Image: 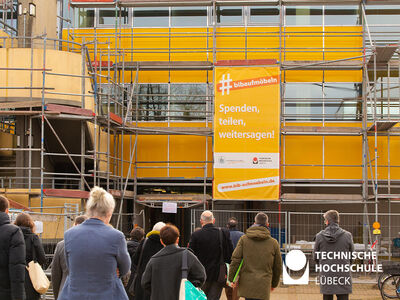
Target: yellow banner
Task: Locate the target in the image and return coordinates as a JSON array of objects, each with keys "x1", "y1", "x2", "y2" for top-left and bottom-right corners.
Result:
[{"x1": 213, "y1": 66, "x2": 280, "y2": 200}]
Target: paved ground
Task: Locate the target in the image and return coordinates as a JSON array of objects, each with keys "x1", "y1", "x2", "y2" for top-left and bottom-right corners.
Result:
[{"x1": 220, "y1": 283, "x2": 382, "y2": 300}]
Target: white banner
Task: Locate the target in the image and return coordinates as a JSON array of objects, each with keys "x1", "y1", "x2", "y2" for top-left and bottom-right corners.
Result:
[{"x1": 214, "y1": 152, "x2": 279, "y2": 169}]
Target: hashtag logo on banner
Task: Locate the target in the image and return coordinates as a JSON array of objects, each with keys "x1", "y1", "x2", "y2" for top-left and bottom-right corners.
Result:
[{"x1": 219, "y1": 74, "x2": 233, "y2": 95}]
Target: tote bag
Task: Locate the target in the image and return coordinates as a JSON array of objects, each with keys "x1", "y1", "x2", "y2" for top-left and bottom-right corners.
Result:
[
  {"x1": 26, "y1": 237, "x2": 50, "y2": 294},
  {"x1": 179, "y1": 250, "x2": 207, "y2": 300}
]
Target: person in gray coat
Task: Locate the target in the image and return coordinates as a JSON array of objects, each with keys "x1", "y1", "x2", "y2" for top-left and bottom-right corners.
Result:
[
  {"x1": 313, "y1": 210, "x2": 354, "y2": 300},
  {"x1": 142, "y1": 224, "x2": 206, "y2": 300},
  {"x1": 51, "y1": 215, "x2": 87, "y2": 299},
  {"x1": 58, "y1": 187, "x2": 131, "y2": 300}
]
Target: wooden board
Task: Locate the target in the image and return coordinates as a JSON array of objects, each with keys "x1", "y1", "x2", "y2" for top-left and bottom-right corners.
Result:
[{"x1": 45, "y1": 103, "x2": 95, "y2": 117}]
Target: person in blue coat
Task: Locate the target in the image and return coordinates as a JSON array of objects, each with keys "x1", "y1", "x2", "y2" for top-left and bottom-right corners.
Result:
[{"x1": 58, "y1": 186, "x2": 131, "y2": 300}]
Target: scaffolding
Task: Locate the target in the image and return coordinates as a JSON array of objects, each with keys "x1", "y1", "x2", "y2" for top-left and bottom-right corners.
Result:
[{"x1": 1, "y1": 0, "x2": 400, "y2": 248}]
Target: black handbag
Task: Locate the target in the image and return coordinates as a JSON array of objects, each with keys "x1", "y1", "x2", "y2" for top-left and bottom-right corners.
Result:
[
  {"x1": 217, "y1": 228, "x2": 227, "y2": 284},
  {"x1": 128, "y1": 238, "x2": 148, "y2": 296}
]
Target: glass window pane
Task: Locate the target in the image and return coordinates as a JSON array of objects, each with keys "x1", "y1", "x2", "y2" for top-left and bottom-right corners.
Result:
[
  {"x1": 366, "y1": 5, "x2": 400, "y2": 25},
  {"x1": 170, "y1": 84, "x2": 207, "y2": 120},
  {"x1": 324, "y1": 6, "x2": 360, "y2": 26},
  {"x1": 133, "y1": 8, "x2": 169, "y2": 27},
  {"x1": 249, "y1": 6, "x2": 280, "y2": 24},
  {"x1": 171, "y1": 7, "x2": 207, "y2": 27},
  {"x1": 75, "y1": 8, "x2": 95, "y2": 28},
  {"x1": 285, "y1": 6, "x2": 323, "y2": 26},
  {"x1": 99, "y1": 8, "x2": 128, "y2": 25},
  {"x1": 217, "y1": 6, "x2": 243, "y2": 24},
  {"x1": 137, "y1": 84, "x2": 168, "y2": 121},
  {"x1": 284, "y1": 83, "x2": 323, "y2": 120},
  {"x1": 324, "y1": 83, "x2": 362, "y2": 120}
]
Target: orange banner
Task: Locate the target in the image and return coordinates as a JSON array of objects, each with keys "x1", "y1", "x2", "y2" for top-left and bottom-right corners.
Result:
[{"x1": 213, "y1": 66, "x2": 281, "y2": 200}]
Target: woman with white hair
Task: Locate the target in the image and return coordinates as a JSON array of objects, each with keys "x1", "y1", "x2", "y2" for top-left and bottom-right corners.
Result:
[
  {"x1": 58, "y1": 187, "x2": 131, "y2": 300},
  {"x1": 130, "y1": 221, "x2": 166, "y2": 300}
]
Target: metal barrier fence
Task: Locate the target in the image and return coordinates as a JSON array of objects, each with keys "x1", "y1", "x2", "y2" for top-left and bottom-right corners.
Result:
[{"x1": 191, "y1": 209, "x2": 400, "y2": 283}]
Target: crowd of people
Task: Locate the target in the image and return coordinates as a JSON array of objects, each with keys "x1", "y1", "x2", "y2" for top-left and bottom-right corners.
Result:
[{"x1": 0, "y1": 187, "x2": 354, "y2": 300}]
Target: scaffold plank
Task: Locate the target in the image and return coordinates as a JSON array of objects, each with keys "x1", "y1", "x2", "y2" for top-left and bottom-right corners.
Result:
[
  {"x1": 0, "y1": 111, "x2": 59, "y2": 116},
  {"x1": 119, "y1": 0, "x2": 212, "y2": 6},
  {"x1": 281, "y1": 193, "x2": 363, "y2": 201},
  {"x1": 282, "y1": 60, "x2": 363, "y2": 70},
  {"x1": 368, "y1": 45, "x2": 398, "y2": 65},
  {"x1": 123, "y1": 126, "x2": 213, "y2": 136},
  {"x1": 282, "y1": 126, "x2": 363, "y2": 135},
  {"x1": 45, "y1": 104, "x2": 95, "y2": 117},
  {"x1": 109, "y1": 189, "x2": 135, "y2": 199},
  {"x1": 368, "y1": 122, "x2": 398, "y2": 132},
  {"x1": 137, "y1": 194, "x2": 210, "y2": 202},
  {"x1": 109, "y1": 112, "x2": 123, "y2": 125},
  {"x1": 0, "y1": 101, "x2": 42, "y2": 109},
  {"x1": 115, "y1": 61, "x2": 213, "y2": 71},
  {"x1": 215, "y1": 59, "x2": 278, "y2": 66},
  {"x1": 8, "y1": 199, "x2": 31, "y2": 211},
  {"x1": 43, "y1": 189, "x2": 90, "y2": 199}
]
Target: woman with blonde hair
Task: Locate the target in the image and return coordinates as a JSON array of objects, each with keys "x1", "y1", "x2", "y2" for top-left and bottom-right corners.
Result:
[
  {"x1": 15, "y1": 212, "x2": 46, "y2": 300},
  {"x1": 58, "y1": 186, "x2": 131, "y2": 300}
]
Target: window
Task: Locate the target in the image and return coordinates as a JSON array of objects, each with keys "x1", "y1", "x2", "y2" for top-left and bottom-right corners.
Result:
[
  {"x1": 75, "y1": 8, "x2": 95, "y2": 28},
  {"x1": 99, "y1": 8, "x2": 128, "y2": 26},
  {"x1": 284, "y1": 83, "x2": 323, "y2": 121},
  {"x1": 170, "y1": 84, "x2": 208, "y2": 120},
  {"x1": 324, "y1": 6, "x2": 360, "y2": 26},
  {"x1": 285, "y1": 6, "x2": 323, "y2": 26},
  {"x1": 137, "y1": 84, "x2": 168, "y2": 121},
  {"x1": 324, "y1": 83, "x2": 362, "y2": 120},
  {"x1": 216, "y1": 6, "x2": 243, "y2": 24},
  {"x1": 366, "y1": 5, "x2": 400, "y2": 25},
  {"x1": 249, "y1": 6, "x2": 280, "y2": 24},
  {"x1": 133, "y1": 8, "x2": 169, "y2": 27},
  {"x1": 171, "y1": 7, "x2": 207, "y2": 27}
]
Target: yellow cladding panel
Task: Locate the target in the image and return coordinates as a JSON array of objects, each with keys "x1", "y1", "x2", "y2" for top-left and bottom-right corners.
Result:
[
  {"x1": 283, "y1": 123, "x2": 323, "y2": 179},
  {"x1": 324, "y1": 123, "x2": 363, "y2": 179},
  {"x1": 246, "y1": 27, "x2": 280, "y2": 60},
  {"x1": 283, "y1": 27, "x2": 323, "y2": 61},
  {"x1": 285, "y1": 70, "x2": 323, "y2": 82},
  {"x1": 216, "y1": 27, "x2": 246, "y2": 61},
  {"x1": 169, "y1": 123, "x2": 212, "y2": 178},
  {"x1": 324, "y1": 26, "x2": 363, "y2": 60},
  {"x1": 170, "y1": 28, "x2": 209, "y2": 62}
]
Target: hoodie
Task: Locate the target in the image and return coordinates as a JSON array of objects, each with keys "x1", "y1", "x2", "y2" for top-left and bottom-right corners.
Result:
[{"x1": 313, "y1": 222, "x2": 354, "y2": 295}]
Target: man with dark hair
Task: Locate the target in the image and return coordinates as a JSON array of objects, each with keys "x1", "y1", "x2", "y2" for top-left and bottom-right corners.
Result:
[
  {"x1": 314, "y1": 210, "x2": 354, "y2": 300},
  {"x1": 227, "y1": 217, "x2": 244, "y2": 249},
  {"x1": 225, "y1": 218, "x2": 244, "y2": 300},
  {"x1": 189, "y1": 210, "x2": 233, "y2": 300},
  {"x1": 142, "y1": 224, "x2": 206, "y2": 300},
  {"x1": 51, "y1": 215, "x2": 88, "y2": 299},
  {"x1": 0, "y1": 195, "x2": 26, "y2": 300},
  {"x1": 229, "y1": 212, "x2": 282, "y2": 300}
]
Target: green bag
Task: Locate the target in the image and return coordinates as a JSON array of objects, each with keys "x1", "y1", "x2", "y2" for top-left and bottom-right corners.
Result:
[{"x1": 179, "y1": 250, "x2": 207, "y2": 300}]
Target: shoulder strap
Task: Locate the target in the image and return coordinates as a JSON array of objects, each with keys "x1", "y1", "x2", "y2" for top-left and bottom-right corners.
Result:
[
  {"x1": 30, "y1": 235, "x2": 37, "y2": 262},
  {"x1": 182, "y1": 250, "x2": 188, "y2": 279},
  {"x1": 136, "y1": 238, "x2": 148, "y2": 270},
  {"x1": 218, "y1": 228, "x2": 224, "y2": 264}
]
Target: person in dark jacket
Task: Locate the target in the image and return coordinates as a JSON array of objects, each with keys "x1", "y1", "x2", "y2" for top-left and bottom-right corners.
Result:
[
  {"x1": 125, "y1": 227, "x2": 144, "y2": 300},
  {"x1": 15, "y1": 212, "x2": 46, "y2": 300},
  {"x1": 132, "y1": 222, "x2": 165, "y2": 300},
  {"x1": 0, "y1": 195, "x2": 26, "y2": 300},
  {"x1": 50, "y1": 215, "x2": 87, "y2": 300},
  {"x1": 225, "y1": 217, "x2": 244, "y2": 300},
  {"x1": 189, "y1": 210, "x2": 233, "y2": 300},
  {"x1": 229, "y1": 212, "x2": 282, "y2": 300},
  {"x1": 142, "y1": 224, "x2": 206, "y2": 300},
  {"x1": 127, "y1": 227, "x2": 145, "y2": 258},
  {"x1": 313, "y1": 210, "x2": 354, "y2": 300},
  {"x1": 227, "y1": 217, "x2": 244, "y2": 249}
]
